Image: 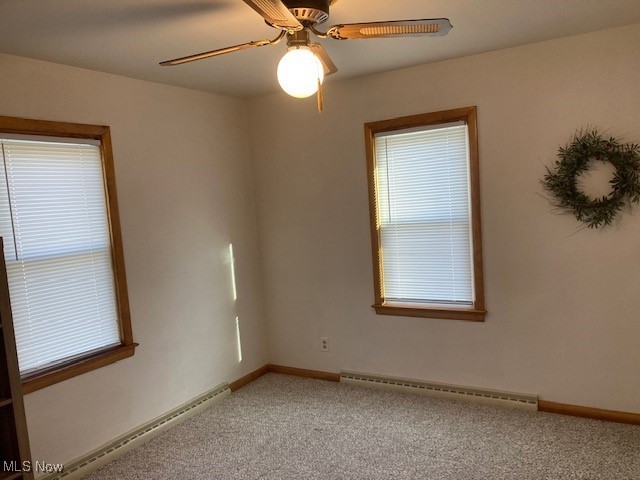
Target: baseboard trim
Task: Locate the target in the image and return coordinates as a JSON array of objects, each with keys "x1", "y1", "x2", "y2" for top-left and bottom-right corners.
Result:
[
  {"x1": 229, "y1": 364, "x2": 340, "y2": 387},
  {"x1": 42, "y1": 383, "x2": 231, "y2": 480},
  {"x1": 229, "y1": 365, "x2": 270, "y2": 391},
  {"x1": 268, "y1": 364, "x2": 341, "y2": 382},
  {"x1": 538, "y1": 400, "x2": 640, "y2": 425}
]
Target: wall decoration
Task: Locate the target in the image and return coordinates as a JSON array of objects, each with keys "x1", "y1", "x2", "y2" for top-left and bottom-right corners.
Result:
[{"x1": 542, "y1": 129, "x2": 640, "y2": 228}]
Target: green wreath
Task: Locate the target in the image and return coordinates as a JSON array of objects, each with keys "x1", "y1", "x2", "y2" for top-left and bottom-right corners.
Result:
[{"x1": 542, "y1": 129, "x2": 640, "y2": 228}]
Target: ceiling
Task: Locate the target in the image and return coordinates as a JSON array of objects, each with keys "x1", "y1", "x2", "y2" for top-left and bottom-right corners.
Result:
[{"x1": 1, "y1": 0, "x2": 640, "y2": 98}]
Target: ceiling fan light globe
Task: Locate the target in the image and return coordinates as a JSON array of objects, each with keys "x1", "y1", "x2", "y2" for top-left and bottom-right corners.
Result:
[{"x1": 277, "y1": 47, "x2": 325, "y2": 98}]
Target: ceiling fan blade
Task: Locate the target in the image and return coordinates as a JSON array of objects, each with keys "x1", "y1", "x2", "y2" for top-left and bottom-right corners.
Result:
[
  {"x1": 241, "y1": 0, "x2": 302, "y2": 29},
  {"x1": 310, "y1": 43, "x2": 338, "y2": 76},
  {"x1": 327, "y1": 18, "x2": 452, "y2": 40},
  {"x1": 160, "y1": 41, "x2": 263, "y2": 66},
  {"x1": 160, "y1": 31, "x2": 285, "y2": 66}
]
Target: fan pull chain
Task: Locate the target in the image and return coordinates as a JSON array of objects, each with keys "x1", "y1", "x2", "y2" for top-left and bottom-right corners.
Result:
[{"x1": 317, "y1": 79, "x2": 323, "y2": 113}]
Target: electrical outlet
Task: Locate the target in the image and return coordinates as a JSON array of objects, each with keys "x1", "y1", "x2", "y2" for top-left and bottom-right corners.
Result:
[{"x1": 320, "y1": 337, "x2": 329, "y2": 352}]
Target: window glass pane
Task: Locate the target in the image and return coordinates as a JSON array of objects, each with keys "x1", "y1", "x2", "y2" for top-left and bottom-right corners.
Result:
[
  {"x1": 0, "y1": 139, "x2": 121, "y2": 374},
  {"x1": 374, "y1": 124, "x2": 474, "y2": 305}
]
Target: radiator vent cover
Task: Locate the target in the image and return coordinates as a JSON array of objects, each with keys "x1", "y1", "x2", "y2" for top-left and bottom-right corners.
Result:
[{"x1": 340, "y1": 371, "x2": 538, "y2": 411}]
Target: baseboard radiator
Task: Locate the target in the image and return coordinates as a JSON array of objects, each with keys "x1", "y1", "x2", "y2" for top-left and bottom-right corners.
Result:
[
  {"x1": 43, "y1": 383, "x2": 231, "y2": 480},
  {"x1": 341, "y1": 371, "x2": 538, "y2": 411}
]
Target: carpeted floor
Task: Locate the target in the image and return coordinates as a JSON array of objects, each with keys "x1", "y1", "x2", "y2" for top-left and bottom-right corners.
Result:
[{"x1": 85, "y1": 373, "x2": 640, "y2": 479}]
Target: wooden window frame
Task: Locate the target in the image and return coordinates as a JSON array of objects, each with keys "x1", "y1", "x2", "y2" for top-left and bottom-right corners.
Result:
[
  {"x1": 364, "y1": 106, "x2": 486, "y2": 322},
  {"x1": 0, "y1": 115, "x2": 136, "y2": 393}
]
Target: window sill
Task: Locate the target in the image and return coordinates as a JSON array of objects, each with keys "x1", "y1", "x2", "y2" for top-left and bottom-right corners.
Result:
[
  {"x1": 373, "y1": 304, "x2": 486, "y2": 322},
  {"x1": 21, "y1": 343, "x2": 138, "y2": 394}
]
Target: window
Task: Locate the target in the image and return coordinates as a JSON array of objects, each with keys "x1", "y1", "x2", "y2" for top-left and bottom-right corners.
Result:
[
  {"x1": 0, "y1": 116, "x2": 135, "y2": 393},
  {"x1": 364, "y1": 107, "x2": 485, "y2": 321}
]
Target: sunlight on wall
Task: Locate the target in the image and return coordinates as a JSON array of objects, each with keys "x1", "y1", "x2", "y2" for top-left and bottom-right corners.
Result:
[
  {"x1": 235, "y1": 316, "x2": 243, "y2": 363},
  {"x1": 229, "y1": 243, "x2": 242, "y2": 363},
  {"x1": 229, "y1": 243, "x2": 237, "y2": 301}
]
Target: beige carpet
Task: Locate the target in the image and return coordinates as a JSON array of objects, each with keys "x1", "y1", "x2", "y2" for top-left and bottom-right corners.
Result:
[{"x1": 85, "y1": 373, "x2": 640, "y2": 479}]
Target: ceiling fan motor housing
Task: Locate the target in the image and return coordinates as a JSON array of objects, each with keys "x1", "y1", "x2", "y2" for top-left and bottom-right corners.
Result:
[{"x1": 282, "y1": 0, "x2": 332, "y2": 25}]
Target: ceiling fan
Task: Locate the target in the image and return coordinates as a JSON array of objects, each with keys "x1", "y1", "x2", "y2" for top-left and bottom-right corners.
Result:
[{"x1": 160, "y1": 0, "x2": 452, "y2": 109}]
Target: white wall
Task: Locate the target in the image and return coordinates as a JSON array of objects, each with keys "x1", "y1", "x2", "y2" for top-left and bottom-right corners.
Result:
[
  {"x1": 0, "y1": 54, "x2": 268, "y2": 465},
  {"x1": 248, "y1": 24, "x2": 640, "y2": 414}
]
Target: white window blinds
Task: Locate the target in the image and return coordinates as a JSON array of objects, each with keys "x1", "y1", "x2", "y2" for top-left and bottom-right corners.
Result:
[
  {"x1": 374, "y1": 122, "x2": 474, "y2": 306},
  {"x1": 0, "y1": 137, "x2": 121, "y2": 375}
]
